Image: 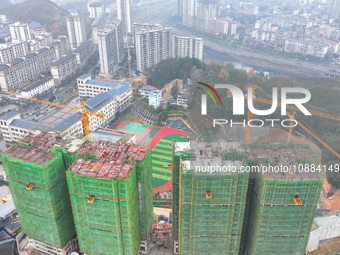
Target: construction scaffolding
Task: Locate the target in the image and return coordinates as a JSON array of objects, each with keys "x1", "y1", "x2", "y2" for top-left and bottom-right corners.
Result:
[
  {"x1": 66, "y1": 141, "x2": 153, "y2": 255},
  {"x1": 245, "y1": 144, "x2": 324, "y2": 255},
  {"x1": 1, "y1": 133, "x2": 78, "y2": 248},
  {"x1": 173, "y1": 140, "x2": 248, "y2": 255}
]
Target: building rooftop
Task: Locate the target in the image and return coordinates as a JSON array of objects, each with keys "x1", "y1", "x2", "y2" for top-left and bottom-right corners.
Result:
[
  {"x1": 0, "y1": 200, "x2": 15, "y2": 221},
  {"x1": 85, "y1": 79, "x2": 131, "y2": 90},
  {"x1": 91, "y1": 128, "x2": 135, "y2": 144},
  {"x1": 0, "y1": 64, "x2": 9, "y2": 71},
  {"x1": 85, "y1": 92, "x2": 114, "y2": 113},
  {"x1": 69, "y1": 142, "x2": 148, "y2": 179},
  {"x1": 19, "y1": 77, "x2": 53, "y2": 92},
  {"x1": 3, "y1": 133, "x2": 85, "y2": 166},
  {"x1": 73, "y1": 40, "x2": 90, "y2": 53},
  {"x1": 51, "y1": 53, "x2": 75, "y2": 66},
  {"x1": 10, "y1": 119, "x2": 53, "y2": 132},
  {"x1": 89, "y1": 1, "x2": 103, "y2": 7},
  {"x1": 38, "y1": 47, "x2": 48, "y2": 54},
  {"x1": 287, "y1": 38, "x2": 328, "y2": 47},
  {"x1": 0, "y1": 112, "x2": 19, "y2": 121},
  {"x1": 11, "y1": 58, "x2": 24, "y2": 66},
  {"x1": 54, "y1": 112, "x2": 82, "y2": 132},
  {"x1": 247, "y1": 145, "x2": 320, "y2": 180},
  {"x1": 140, "y1": 85, "x2": 158, "y2": 91}
]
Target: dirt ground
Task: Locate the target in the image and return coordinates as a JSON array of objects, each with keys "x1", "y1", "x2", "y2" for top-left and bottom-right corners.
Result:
[
  {"x1": 310, "y1": 236, "x2": 340, "y2": 255},
  {"x1": 161, "y1": 79, "x2": 182, "y2": 100},
  {"x1": 319, "y1": 190, "x2": 340, "y2": 211}
]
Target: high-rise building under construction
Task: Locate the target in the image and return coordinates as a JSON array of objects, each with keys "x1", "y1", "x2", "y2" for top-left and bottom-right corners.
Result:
[
  {"x1": 67, "y1": 141, "x2": 153, "y2": 255},
  {"x1": 172, "y1": 138, "x2": 323, "y2": 255},
  {"x1": 1, "y1": 132, "x2": 154, "y2": 255},
  {"x1": 172, "y1": 139, "x2": 248, "y2": 255},
  {"x1": 1, "y1": 133, "x2": 78, "y2": 254}
]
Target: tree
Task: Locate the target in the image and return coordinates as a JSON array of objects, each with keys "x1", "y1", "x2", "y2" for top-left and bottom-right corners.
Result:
[
  {"x1": 218, "y1": 65, "x2": 230, "y2": 79},
  {"x1": 171, "y1": 84, "x2": 179, "y2": 98},
  {"x1": 247, "y1": 69, "x2": 256, "y2": 79},
  {"x1": 49, "y1": 96, "x2": 56, "y2": 102}
]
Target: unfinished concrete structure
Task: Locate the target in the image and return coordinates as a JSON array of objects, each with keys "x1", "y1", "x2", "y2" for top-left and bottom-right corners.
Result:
[
  {"x1": 172, "y1": 137, "x2": 323, "y2": 255},
  {"x1": 1, "y1": 132, "x2": 154, "y2": 255}
]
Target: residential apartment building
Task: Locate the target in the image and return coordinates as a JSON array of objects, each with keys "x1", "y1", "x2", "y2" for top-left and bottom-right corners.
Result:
[
  {"x1": 328, "y1": 0, "x2": 340, "y2": 20},
  {"x1": 116, "y1": 0, "x2": 132, "y2": 37},
  {"x1": 67, "y1": 12, "x2": 87, "y2": 50},
  {"x1": 51, "y1": 36, "x2": 72, "y2": 60},
  {"x1": 171, "y1": 35, "x2": 203, "y2": 61},
  {"x1": 196, "y1": 1, "x2": 216, "y2": 20},
  {"x1": 135, "y1": 26, "x2": 172, "y2": 71},
  {"x1": 0, "y1": 41, "x2": 29, "y2": 64},
  {"x1": 88, "y1": 0, "x2": 104, "y2": 19},
  {"x1": 77, "y1": 74, "x2": 132, "y2": 113},
  {"x1": 97, "y1": 20, "x2": 124, "y2": 76},
  {"x1": 28, "y1": 33, "x2": 53, "y2": 52},
  {"x1": 0, "y1": 80, "x2": 126, "y2": 146},
  {"x1": 0, "y1": 47, "x2": 56, "y2": 91},
  {"x1": 17, "y1": 77, "x2": 54, "y2": 97},
  {"x1": 284, "y1": 38, "x2": 328, "y2": 58},
  {"x1": 138, "y1": 85, "x2": 158, "y2": 98},
  {"x1": 73, "y1": 40, "x2": 94, "y2": 65},
  {"x1": 180, "y1": 0, "x2": 198, "y2": 26},
  {"x1": 50, "y1": 53, "x2": 78, "y2": 84},
  {"x1": 9, "y1": 22, "x2": 31, "y2": 42},
  {"x1": 148, "y1": 89, "x2": 162, "y2": 108},
  {"x1": 0, "y1": 112, "x2": 83, "y2": 148}
]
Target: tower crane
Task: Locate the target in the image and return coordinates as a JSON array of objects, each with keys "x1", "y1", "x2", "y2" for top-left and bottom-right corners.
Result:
[
  {"x1": 5, "y1": 92, "x2": 105, "y2": 141},
  {"x1": 226, "y1": 86, "x2": 340, "y2": 160}
]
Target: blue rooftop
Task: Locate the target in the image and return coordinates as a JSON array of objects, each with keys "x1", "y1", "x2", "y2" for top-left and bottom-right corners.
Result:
[
  {"x1": 85, "y1": 92, "x2": 114, "y2": 113},
  {"x1": 85, "y1": 80, "x2": 131, "y2": 90},
  {"x1": 10, "y1": 119, "x2": 53, "y2": 131},
  {"x1": 54, "y1": 112, "x2": 82, "y2": 132},
  {"x1": 107, "y1": 83, "x2": 131, "y2": 96},
  {"x1": 0, "y1": 112, "x2": 19, "y2": 121}
]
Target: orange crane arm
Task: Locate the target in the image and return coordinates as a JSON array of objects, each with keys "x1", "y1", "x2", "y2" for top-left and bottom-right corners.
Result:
[
  {"x1": 6, "y1": 91, "x2": 82, "y2": 113},
  {"x1": 254, "y1": 97, "x2": 340, "y2": 122},
  {"x1": 291, "y1": 114, "x2": 340, "y2": 160},
  {"x1": 6, "y1": 91, "x2": 105, "y2": 141},
  {"x1": 6, "y1": 91, "x2": 105, "y2": 118}
]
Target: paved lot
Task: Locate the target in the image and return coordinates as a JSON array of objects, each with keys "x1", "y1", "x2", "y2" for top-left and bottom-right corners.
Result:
[
  {"x1": 38, "y1": 97, "x2": 81, "y2": 126},
  {"x1": 165, "y1": 118, "x2": 194, "y2": 134}
]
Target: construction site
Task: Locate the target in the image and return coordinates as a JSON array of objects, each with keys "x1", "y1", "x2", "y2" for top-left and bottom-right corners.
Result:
[
  {"x1": 172, "y1": 138, "x2": 324, "y2": 255},
  {"x1": 1, "y1": 132, "x2": 154, "y2": 255}
]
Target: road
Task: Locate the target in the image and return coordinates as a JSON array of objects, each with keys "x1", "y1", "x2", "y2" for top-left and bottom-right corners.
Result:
[{"x1": 168, "y1": 25, "x2": 332, "y2": 77}]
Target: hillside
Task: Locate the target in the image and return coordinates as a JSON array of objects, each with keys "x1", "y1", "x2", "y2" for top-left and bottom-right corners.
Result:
[{"x1": 0, "y1": 0, "x2": 69, "y2": 37}]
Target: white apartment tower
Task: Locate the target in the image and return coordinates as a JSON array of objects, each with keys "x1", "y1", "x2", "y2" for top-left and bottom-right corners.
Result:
[
  {"x1": 67, "y1": 12, "x2": 86, "y2": 49},
  {"x1": 116, "y1": 0, "x2": 132, "y2": 37},
  {"x1": 135, "y1": 27, "x2": 172, "y2": 71},
  {"x1": 181, "y1": 0, "x2": 198, "y2": 26},
  {"x1": 328, "y1": 0, "x2": 340, "y2": 20},
  {"x1": 171, "y1": 36, "x2": 203, "y2": 61},
  {"x1": 98, "y1": 20, "x2": 124, "y2": 75},
  {"x1": 88, "y1": 0, "x2": 104, "y2": 19},
  {"x1": 9, "y1": 22, "x2": 31, "y2": 42}
]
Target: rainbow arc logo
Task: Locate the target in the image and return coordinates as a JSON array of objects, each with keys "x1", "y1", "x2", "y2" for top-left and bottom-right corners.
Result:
[{"x1": 197, "y1": 82, "x2": 223, "y2": 106}]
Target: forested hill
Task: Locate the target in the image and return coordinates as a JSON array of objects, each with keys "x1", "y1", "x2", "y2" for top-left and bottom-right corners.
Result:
[{"x1": 0, "y1": 0, "x2": 69, "y2": 37}]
